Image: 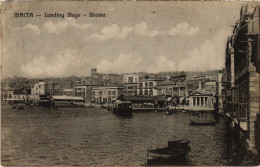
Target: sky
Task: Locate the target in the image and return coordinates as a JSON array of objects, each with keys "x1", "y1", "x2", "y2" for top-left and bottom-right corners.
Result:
[{"x1": 1, "y1": 1, "x2": 246, "y2": 78}]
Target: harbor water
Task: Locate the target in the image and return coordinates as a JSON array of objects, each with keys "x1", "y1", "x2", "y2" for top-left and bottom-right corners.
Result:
[{"x1": 1, "y1": 105, "x2": 248, "y2": 166}]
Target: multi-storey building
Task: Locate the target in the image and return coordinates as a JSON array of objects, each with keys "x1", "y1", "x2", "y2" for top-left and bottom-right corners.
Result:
[
  {"x1": 92, "y1": 87, "x2": 123, "y2": 103},
  {"x1": 31, "y1": 81, "x2": 46, "y2": 96},
  {"x1": 223, "y1": 4, "x2": 260, "y2": 157},
  {"x1": 123, "y1": 74, "x2": 143, "y2": 96},
  {"x1": 137, "y1": 79, "x2": 162, "y2": 96}
]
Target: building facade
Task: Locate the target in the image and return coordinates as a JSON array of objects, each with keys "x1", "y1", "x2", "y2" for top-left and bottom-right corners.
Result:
[
  {"x1": 31, "y1": 82, "x2": 46, "y2": 96},
  {"x1": 137, "y1": 79, "x2": 162, "y2": 96},
  {"x1": 189, "y1": 90, "x2": 215, "y2": 110},
  {"x1": 92, "y1": 87, "x2": 123, "y2": 103},
  {"x1": 223, "y1": 4, "x2": 260, "y2": 156},
  {"x1": 123, "y1": 74, "x2": 142, "y2": 96}
]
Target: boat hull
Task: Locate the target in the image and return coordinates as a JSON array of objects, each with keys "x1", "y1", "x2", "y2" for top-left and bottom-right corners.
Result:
[
  {"x1": 168, "y1": 140, "x2": 190, "y2": 149},
  {"x1": 147, "y1": 146, "x2": 191, "y2": 160}
]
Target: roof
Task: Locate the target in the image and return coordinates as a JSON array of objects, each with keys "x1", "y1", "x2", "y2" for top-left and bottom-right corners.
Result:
[
  {"x1": 92, "y1": 86, "x2": 123, "y2": 90},
  {"x1": 114, "y1": 100, "x2": 132, "y2": 104},
  {"x1": 63, "y1": 89, "x2": 74, "y2": 92},
  {"x1": 124, "y1": 95, "x2": 165, "y2": 101},
  {"x1": 51, "y1": 95, "x2": 84, "y2": 101},
  {"x1": 189, "y1": 90, "x2": 213, "y2": 96}
]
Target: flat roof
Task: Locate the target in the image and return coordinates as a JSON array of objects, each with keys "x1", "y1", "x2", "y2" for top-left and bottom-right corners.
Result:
[
  {"x1": 125, "y1": 95, "x2": 165, "y2": 101},
  {"x1": 51, "y1": 96, "x2": 84, "y2": 101},
  {"x1": 92, "y1": 87, "x2": 123, "y2": 90}
]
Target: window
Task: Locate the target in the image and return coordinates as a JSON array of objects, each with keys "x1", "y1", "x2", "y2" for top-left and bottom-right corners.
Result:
[
  {"x1": 145, "y1": 82, "x2": 148, "y2": 87},
  {"x1": 128, "y1": 77, "x2": 133, "y2": 83},
  {"x1": 149, "y1": 89, "x2": 153, "y2": 95},
  {"x1": 112, "y1": 90, "x2": 116, "y2": 95},
  {"x1": 139, "y1": 90, "x2": 143, "y2": 95},
  {"x1": 149, "y1": 82, "x2": 153, "y2": 87},
  {"x1": 144, "y1": 90, "x2": 148, "y2": 95},
  {"x1": 139, "y1": 83, "x2": 143, "y2": 88},
  {"x1": 98, "y1": 91, "x2": 102, "y2": 96},
  {"x1": 108, "y1": 91, "x2": 111, "y2": 95}
]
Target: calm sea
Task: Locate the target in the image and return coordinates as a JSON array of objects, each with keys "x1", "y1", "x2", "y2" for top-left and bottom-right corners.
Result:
[{"x1": 1, "y1": 105, "x2": 245, "y2": 166}]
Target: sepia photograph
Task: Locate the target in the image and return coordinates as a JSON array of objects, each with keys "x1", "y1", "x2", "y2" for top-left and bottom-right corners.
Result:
[{"x1": 1, "y1": 1, "x2": 260, "y2": 166}]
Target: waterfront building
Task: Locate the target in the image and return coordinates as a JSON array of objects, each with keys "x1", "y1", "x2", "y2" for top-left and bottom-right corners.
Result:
[
  {"x1": 31, "y1": 81, "x2": 46, "y2": 96},
  {"x1": 149, "y1": 73, "x2": 188, "y2": 105},
  {"x1": 188, "y1": 90, "x2": 215, "y2": 110},
  {"x1": 61, "y1": 89, "x2": 75, "y2": 96},
  {"x1": 74, "y1": 68, "x2": 106, "y2": 103},
  {"x1": 123, "y1": 73, "x2": 144, "y2": 96},
  {"x1": 223, "y1": 4, "x2": 260, "y2": 157},
  {"x1": 92, "y1": 86, "x2": 123, "y2": 103},
  {"x1": 137, "y1": 78, "x2": 162, "y2": 96},
  {"x1": 50, "y1": 95, "x2": 85, "y2": 107},
  {"x1": 124, "y1": 95, "x2": 166, "y2": 109}
]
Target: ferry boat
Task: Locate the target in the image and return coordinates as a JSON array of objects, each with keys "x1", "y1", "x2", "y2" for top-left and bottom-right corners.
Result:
[{"x1": 112, "y1": 100, "x2": 132, "y2": 116}]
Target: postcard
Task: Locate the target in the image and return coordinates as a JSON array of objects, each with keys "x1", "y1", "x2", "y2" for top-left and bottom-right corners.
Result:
[{"x1": 1, "y1": 1, "x2": 260, "y2": 166}]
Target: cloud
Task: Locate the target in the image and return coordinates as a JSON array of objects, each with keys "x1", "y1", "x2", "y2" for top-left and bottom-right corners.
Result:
[
  {"x1": 134, "y1": 22, "x2": 162, "y2": 37},
  {"x1": 20, "y1": 49, "x2": 82, "y2": 78},
  {"x1": 89, "y1": 21, "x2": 199, "y2": 41},
  {"x1": 44, "y1": 18, "x2": 94, "y2": 34},
  {"x1": 97, "y1": 54, "x2": 142, "y2": 73},
  {"x1": 44, "y1": 20, "x2": 68, "y2": 33},
  {"x1": 97, "y1": 54, "x2": 177, "y2": 73},
  {"x1": 168, "y1": 22, "x2": 200, "y2": 37},
  {"x1": 176, "y1": 26, "x2": 232, "y2": 71},
  {"x1": 89, "y1": 24, "x2": 121, "y2": 41},
  {"x1": 89, "y1": 22, "x2": 162, "y2": 41},
  {"x1": 23, "y1": 24, "x2": 41, "y2": 35},
  {"x1": 96, "y1": 27, "x2": 231, "y2": 73}
]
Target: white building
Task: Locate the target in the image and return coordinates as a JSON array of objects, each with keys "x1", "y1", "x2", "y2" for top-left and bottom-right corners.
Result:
[
  {"x1": 31, "y1": 82, "x2": 46, "y2": 95},
  {"x1": 92, "y1": 87, "x2": 123, "y2": 103},
  {"x1": 123, "y1": 74, "x2": 142, "y2": 96},
  {"x1": 137, "y1": 79, "x2": 162, "y2": 96}
]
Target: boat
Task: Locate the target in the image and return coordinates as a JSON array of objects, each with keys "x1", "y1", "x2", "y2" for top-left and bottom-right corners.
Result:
[
  {"x1": 18, "y1": 105, "x2": 24, "y2": 109},
  {"x1": 112, "y1": 100, "x2": 132, "y2": 116},
  {"x1": 94, "y1": 104, "x2": 102, "y2": 108},
  {"x1": 166, "y1": 110, "x2": 174, "y2": 115},
  {"x1": 147, "y1": 146, "x2": 191, "y2": 160},
  {"x1": 12, "y1": 106, "x2": 17, "y2": 109},
  {"x1": 190, "y1": 119, "x2": 216, "y2": 126},
  {"x1": 168, "y1": 140, "x2": 190, "y2": 149},
  {"x1": 189, "y1": 112, "x2": 199, "y2": 116}
]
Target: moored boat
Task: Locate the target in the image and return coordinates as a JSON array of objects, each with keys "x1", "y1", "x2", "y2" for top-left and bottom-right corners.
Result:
[
  {"x1": 165, "y1": 110, "x2": 174, "y2": 115},
  {"x1": 147, "y1": 146, "x2": 191, "y2": 160},
  {"x1": 18, "y1": 105, "x2": 24, "y2": 109},
  {"x1": 168, "y1": 140, "x2": 190, "y2": 149},
  {"x1": 112, "y1": 100, "x2": 132, "y2": 116},
  {"x1": 190, "y1": 119, "x2": 216, "y2": 126}
]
